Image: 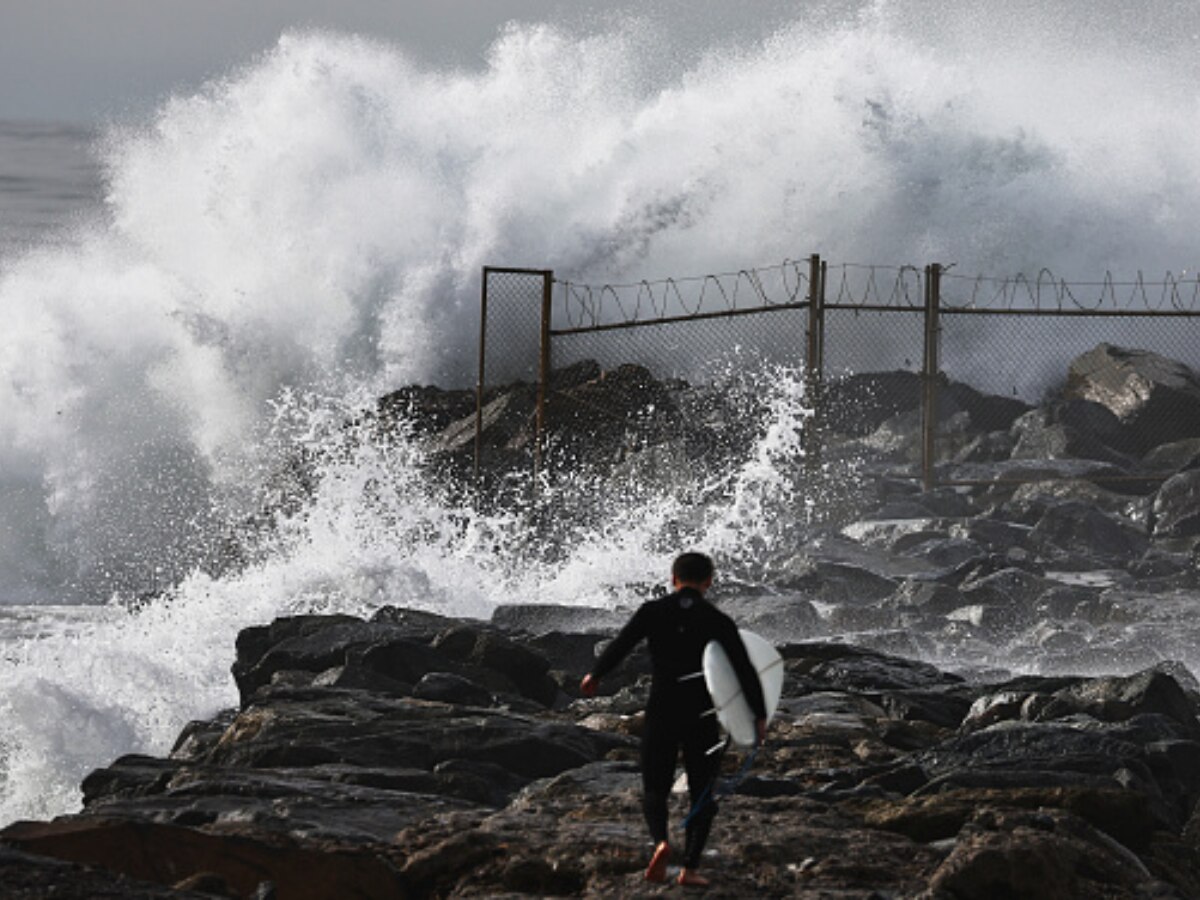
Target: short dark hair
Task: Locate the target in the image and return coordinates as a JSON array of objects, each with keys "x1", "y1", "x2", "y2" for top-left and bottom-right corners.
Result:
[{"x1": 672, "y1": 552, "x2": 714, "y2": 584}]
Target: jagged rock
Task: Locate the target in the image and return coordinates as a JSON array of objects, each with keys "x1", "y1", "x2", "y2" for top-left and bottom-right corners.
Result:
[
  {"x1": 955, "y1": 429, "x2": 1016, "y2": 463},
  {"x1": 1153, "y1": 469, "x2": 1200, "y2": 537},
  {"x1": 786, "y1": 643, "x2": 964, "y2": 691},
  {"x1": 0, "y1": 843, "x2": 218, "y2": 899},
  {"x1": 922, "y1": 806, "x2": 1171, "y2": 900},
  {"x1": 1029, "y1": 501, "x2": 1149, "y2": 564},
  {"x1": 1003, "y1": 478, "x2": 1152, "y2": 525},
  {"x1": 886, "y1": 580, "x2": 968, "y2": 616},
  {"x1": 1142, "y1": 437, "x2": 1200, "y2": 476},
  {"x1": 917, "y1": 714, "x2": 1200, "y2": 836},
  {"x1": 0, "y1": 817, "x2": 409, "y2": 900},
  {"x1": 821, "y1": 371, "x2": 1027, "y2": 437},
  {"x1": 1044, "y1": 669, "x2": 1200, "y2": 734},
  {"x1": 1065, "y1": 343, "x2": 1200, "y2": 453},
  {"x1": 714, "y1": 593, "x2": 823, "y2": 642},
  {"x1": 938, "y1": 458, "x2": 1136, "y2": 493},
  {"x1": 375, "y1": 383, "x2": 476, "y2": 437},
  {"x1": 412, "y1": 672, "x2": 494, "y2": 706},
  {"x1": 959, "y1": 567, "x2": 1048, "y2": 608},
  {"x1": 489, "y1": 603, "x2": 626, "y2": 635},
  {"x1": 1009, "y1": 401, "x2": 1134, "y2": 466}
]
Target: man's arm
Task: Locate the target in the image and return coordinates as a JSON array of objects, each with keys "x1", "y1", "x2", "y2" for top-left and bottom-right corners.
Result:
[{"x1": 580, "y1": 604, "x2": 650, "y2": 695}]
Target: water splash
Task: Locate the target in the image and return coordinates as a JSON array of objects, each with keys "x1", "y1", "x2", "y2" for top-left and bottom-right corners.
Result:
[{"x1": 1, "y1": 2, "x2": 1199, "y2": 821}]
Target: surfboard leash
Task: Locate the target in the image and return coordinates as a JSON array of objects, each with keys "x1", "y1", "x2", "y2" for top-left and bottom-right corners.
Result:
[{"x1": 681, "y1": 739, "x2": 760, "y2": 829}]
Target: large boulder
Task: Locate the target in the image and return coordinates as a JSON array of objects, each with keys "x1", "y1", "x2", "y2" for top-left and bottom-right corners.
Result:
[
  {"x1": 1064, "y1": 344, "x2": 1200, "y2": 454},
  {"x1": 923, "y1": 806, "x2": 1172, "y2": 900}
]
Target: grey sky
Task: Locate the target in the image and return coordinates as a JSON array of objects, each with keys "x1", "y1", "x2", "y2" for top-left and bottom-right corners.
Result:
[
  {"x1": 0, "y1": 0, "x2": 582, "y2": 123},
  {"x1": 0, "y1": 0, "x2": 801, "y2": 124}
]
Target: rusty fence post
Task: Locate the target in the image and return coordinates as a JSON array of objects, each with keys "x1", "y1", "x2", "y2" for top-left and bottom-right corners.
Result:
[
  {"x1": 534, "y1": 269, "x2": 554, "y2": 483},
  {"x1": 475, "y1": 266, "x2": 492, "y2": 483},
  {"x1": 921, "y1": 263, "x2": 942, "y2": 491},
  {"x1": 805, "y1": 254, "x2": 826, "y2": 470}
]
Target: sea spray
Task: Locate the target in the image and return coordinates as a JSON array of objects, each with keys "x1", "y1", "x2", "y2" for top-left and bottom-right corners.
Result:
[
  {"x1": 0, "y1": 363, "x2": 814, "y2": 823},
  {"x1": 3, "y1": 11, "x2": 1198, "y2": 602},
  {"x1": 1, "y1": 2, "x2": 1199, "y2": 822}
]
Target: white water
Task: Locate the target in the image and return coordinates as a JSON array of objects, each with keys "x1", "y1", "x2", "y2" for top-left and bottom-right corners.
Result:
[{"x1": 2, "y1": 2, "x2": 1199, "y2": 822}]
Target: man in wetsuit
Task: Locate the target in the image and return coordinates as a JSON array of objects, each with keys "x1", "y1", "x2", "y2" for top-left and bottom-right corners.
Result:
[{"x1": 580, "y1": 552, "x2": 767, "y2": 887}]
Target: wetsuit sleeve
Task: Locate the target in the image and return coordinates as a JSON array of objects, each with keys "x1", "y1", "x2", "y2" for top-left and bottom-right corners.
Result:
[
  {"x1": 716, "y1": 621, "x2": 768, "y2": 721},
  {"x1": 590, "y1": 604, "x2": 651, "y2": 680}
]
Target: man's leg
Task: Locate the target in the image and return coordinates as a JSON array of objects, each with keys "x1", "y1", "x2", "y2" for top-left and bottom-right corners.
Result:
[
  {"x1": 640, "y1": 712, "x2": 679, "y2": 881},
  {"x1": 679, "y1": 715, "x2": 723, "y2": 883}
]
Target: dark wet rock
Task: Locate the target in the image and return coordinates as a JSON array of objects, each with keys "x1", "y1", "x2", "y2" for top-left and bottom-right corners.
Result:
[
  {"x1": 1003, "y1": 478, "x2": 1153, "y2": 526},
  {"x1": 1065, "y1": 343, "x2": 1200, "y2": 454},
  {"x1": 841, "y1": 517, "x2": 949, "y2": 552},
  {"x1": 821, "y1": 371, "x2": 1027, "y2": 438},
  {"x1": 954, "y1": 428, "x2": 1017, "y2": 463},
  {"x1": 170, "y1": 710, "x2": 238, "y2": 762},
  {"x1": 896, "y1": 536, "x2": 989, "y2": 577},
  {"x1": 1152, "y1": 469, "x2": 1200, "y2": 537},
  {"x1": 959, "y1": 567, "x2": 1048, "y2": 608},
  {"x1": 0, "y1": 817, "x2": 408, "y2": 899},
  {"x1": 1010, "y1": 402, "x2": 1135, "y2": 466},
  {"x1": 489, "y1": 603, "x2": 626, "y2": 635},
  {"x1": 0, "y1": 843, "x2": 220, "y2": 899},
  {"x1": 886, "y1": 580, "x2": 968, "y2": 616},
  {"x1": 411, "y1": 672, "x2": 494, "y2": 706},
  {"x1": 921, "y1": 806, "x2": 1174, "y2": 900},
  {"x1": 950, "y1": 518, "x2": 1032, "y2": 554},
  {"x1": 786, "y1": 642, "x2": 964, "y2": 691},
  {"x1": 938, "y1": 458, "x2": 1137, "y2": 494},
  {"x1": 1142, "y1": 437, "x2": 1200, "y2": 476},
  {"x1": 206, "y1": 689, "x2": 624, "y2": 780},
  {"x1": 1045, "y1": 669, "x2": 1200, "y2": 734},
  {"x1": 1029, "y1": 501, "x2": 1149, "y2": 564},
  {"x1": 716, "y1": 592, "x2": 823, "y2": 642},
  {"x1": 1128, "y1": 549, "x2": 1193, "y2": 579},
  {"x1": 376, "y1": 383, "x2": 477, "y2": 437},
  {"x1": 11, "y1": 608, "x2": 1200, "y2": 898},
  {"x1": 1033, "y1": 583, "x2": 1103, "y2": 619}
]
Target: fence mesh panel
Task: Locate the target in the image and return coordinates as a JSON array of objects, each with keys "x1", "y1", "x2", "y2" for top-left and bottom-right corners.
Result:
[
  {"x1": 473, "y1": 268, "x2": 549, "y2": 479},
  {"x1": 936, "y1": 310, "x2": 1200, "y2": 486},
  {"x1": 477, "y1": 261, "x2": 1200, "y2": 515}
]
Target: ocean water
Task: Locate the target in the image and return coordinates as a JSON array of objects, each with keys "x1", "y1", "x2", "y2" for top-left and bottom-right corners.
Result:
[
  {"x1": 0, "y1": 121, "x2": 102, "y2": 262},
  {"x1": 2, "y1": 1, "x2": 1200, "y2": 823}
]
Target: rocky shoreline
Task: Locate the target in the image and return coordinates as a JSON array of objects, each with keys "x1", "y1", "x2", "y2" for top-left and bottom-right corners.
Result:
[
  {"x1": 4, "y1": 341, "x2": 1200, "y2": 897},
  {"x1": 2, "y1": 604, "x2": 1200, "y2": 898}
]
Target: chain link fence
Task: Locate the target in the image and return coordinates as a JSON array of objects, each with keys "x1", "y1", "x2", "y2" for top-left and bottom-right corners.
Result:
[{"x1": 477, "y1": 262, "x2": 1200, "y2": 515}]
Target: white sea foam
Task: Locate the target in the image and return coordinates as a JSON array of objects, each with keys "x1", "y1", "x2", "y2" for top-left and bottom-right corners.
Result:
[{"x1": 1, "y1": 2, "x2": 1199, "y2": 823}]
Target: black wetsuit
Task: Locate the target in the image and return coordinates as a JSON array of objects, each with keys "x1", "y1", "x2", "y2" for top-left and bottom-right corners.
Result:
[{"x1": 589, "y1": 587, "x2": 767, "y2": 870}]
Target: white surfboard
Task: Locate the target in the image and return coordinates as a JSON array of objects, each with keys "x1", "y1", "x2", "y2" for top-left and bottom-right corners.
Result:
[{"x1": 702, "y1": 629, "x2": 784, "y2": 748}]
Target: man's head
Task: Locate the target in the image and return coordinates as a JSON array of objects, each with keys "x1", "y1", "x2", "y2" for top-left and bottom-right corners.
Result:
[{"x1": 672, "y1": 552, "x2": 714, "y2": 592}]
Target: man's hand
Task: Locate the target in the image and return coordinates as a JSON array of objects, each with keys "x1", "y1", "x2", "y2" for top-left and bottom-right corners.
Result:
[
  {"x1": 755, "y1": 717, "x2": 768, "y2": 747},
  {"x1": 580, "y1": 674, "x2": 599, "y2": 698}
]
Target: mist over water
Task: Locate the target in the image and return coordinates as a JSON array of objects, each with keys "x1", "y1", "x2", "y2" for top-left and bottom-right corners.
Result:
[{"x1": 1, "y1": 1, "x2": 1199, "y2": 822}]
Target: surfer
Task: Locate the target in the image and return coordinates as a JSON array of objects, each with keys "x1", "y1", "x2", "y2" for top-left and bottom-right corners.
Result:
[{"x1": 580, "y1": 552, "x2": 767, "y2": 887}]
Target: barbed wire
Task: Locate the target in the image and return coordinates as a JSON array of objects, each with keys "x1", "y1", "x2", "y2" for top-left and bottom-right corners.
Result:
[
  {"x1": 825, "y1": 263, "x2": 925, "y2": 309},
  {"x1": 554, "y1": 258, "x2": 812, "y2": 330},
  {"x1": 551, "y1": 258, "x2": 1200, "y2": 332},
  {"x1": 941, "y1": 269, "x2": 1200, "y2": 313}
]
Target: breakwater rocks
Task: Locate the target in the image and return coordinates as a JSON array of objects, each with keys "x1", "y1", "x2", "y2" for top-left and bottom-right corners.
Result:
[{"x1": 4, "y1": 605, "x2": 1200, "y2": 898}]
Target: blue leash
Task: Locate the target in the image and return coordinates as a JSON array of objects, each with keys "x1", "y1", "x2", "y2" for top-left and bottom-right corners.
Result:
[{"x1": 681, "y1": 740, "x2": 759, "y2": 829}]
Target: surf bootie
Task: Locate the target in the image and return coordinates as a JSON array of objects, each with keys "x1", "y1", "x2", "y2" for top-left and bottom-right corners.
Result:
[
  {"x1": 678, "y1": 868, "x2": 710, "y2": 887},
  {"x1": 644, "y1": 841, "x2": 671, "y2": 882}
]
